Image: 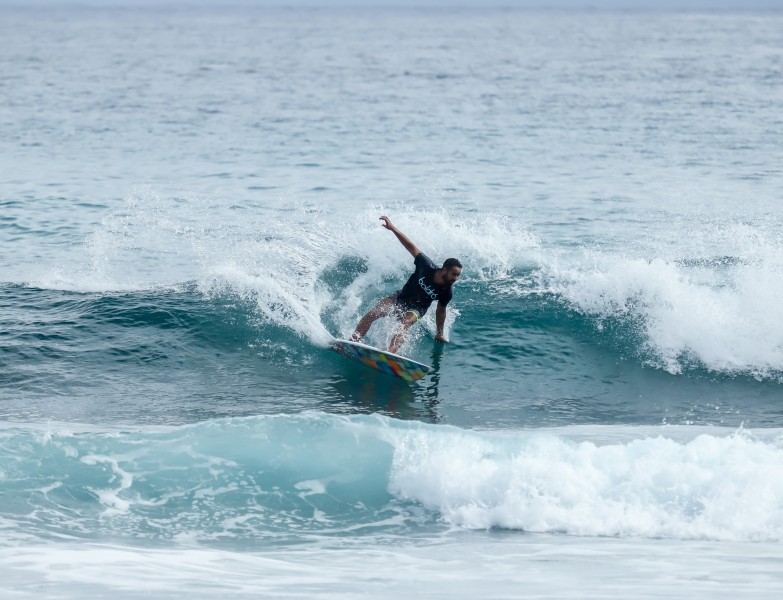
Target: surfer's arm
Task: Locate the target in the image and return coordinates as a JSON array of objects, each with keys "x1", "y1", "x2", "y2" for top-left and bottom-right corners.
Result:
[
  {"x1": 435, "y1": 303, "x2": 448, "y2": 343},
  {"x1": 380, "y1": 215, "x2": 420, "y2": 258}
]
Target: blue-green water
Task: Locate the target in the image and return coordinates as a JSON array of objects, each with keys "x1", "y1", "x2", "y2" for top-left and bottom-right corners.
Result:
[{"x1": 1, "y1": 6, "x2": 782, "y2": 598}]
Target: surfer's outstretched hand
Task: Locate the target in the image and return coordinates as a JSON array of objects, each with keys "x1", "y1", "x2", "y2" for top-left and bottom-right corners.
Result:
[{"x1": 379, "y1": 215, "x2": 395, "y2": 230}]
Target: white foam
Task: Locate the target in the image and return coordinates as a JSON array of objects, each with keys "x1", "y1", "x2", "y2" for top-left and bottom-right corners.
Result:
[
  {"x1": 382, "y1": 424, "x2": 783, "y2": 541},
  {"x1": 540, "y1": 220, "x2": 783, "y2": 377},
  {"x1": 80, "y1": 454, "x2": 135, "y2": 516},
  {"x1": 3, "y1": 534, "x2": 780, "y2": 599}
]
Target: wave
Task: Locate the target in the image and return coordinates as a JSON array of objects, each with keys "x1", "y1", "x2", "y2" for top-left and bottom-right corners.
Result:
[
  {"x1": 8, "y1": 192, "x2": 783, "y2": 380},
  {"x1": 0, "y1": 283, "x2": 280, "y2": 355},
  {"x1": 0, "y1": 284, "x2": 331, "y2": 415},
  {"x1": 7, "y1": 196, "x2": 537, "y2": 354},
  {"x1": 1, "y1": 413, "x2": 782, "y2": 545}
]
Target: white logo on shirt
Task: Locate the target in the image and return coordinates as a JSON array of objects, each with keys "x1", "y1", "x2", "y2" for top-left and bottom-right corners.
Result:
[{"x1": 418, "y1": 277, "x2": 439, "y2": 300}]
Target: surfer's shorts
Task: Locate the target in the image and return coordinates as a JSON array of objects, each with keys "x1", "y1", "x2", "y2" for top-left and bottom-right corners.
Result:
[
  {"x1": 402, "y1": 308, "x2": 421, "y2": 322},
  {"x1": 390, "y1": 292, "x2": 422, "y2": 322}
]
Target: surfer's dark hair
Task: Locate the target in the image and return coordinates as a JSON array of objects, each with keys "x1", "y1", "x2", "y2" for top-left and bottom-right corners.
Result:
[{"x1": 442, "y1": 258, "x2": 462, "y2": 270}]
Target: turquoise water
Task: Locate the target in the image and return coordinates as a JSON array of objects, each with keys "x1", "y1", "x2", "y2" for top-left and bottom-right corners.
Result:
[{"x1": 2, "y1": 6, "x2": 783, "y2": 598}]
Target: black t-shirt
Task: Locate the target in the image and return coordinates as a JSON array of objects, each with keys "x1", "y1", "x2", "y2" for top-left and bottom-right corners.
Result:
[{"x1": 395, "y1": 253, "x2": 453, "y2": 315}]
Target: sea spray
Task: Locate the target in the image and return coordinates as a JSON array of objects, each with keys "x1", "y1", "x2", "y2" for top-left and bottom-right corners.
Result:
[{"x1": 539, "y1": 220, "x2": 783, "y2": 379}]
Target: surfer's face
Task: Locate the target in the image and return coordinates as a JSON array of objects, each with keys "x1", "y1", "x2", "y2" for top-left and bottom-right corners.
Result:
[{"x1": 444, "y1": 266, "x2": 462, "y2": 285}]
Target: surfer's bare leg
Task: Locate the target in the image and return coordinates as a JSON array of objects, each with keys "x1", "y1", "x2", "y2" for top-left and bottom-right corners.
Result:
[
  {"x1": 389, "y1": 312, "x2": 418, "y2": 354},
  {"x1": 351, "y1": 295, "x2": 396, "y2": 341}
]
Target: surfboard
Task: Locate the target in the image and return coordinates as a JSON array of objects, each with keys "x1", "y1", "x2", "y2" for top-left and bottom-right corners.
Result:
[{"x1": 331, "y1": 338, "x2": 430, "y2": 382}]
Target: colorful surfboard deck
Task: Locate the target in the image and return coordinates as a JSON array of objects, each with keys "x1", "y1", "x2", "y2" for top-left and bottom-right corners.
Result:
[{"x1": 332, "y1": 338, "x2": 430, "y2": 382}]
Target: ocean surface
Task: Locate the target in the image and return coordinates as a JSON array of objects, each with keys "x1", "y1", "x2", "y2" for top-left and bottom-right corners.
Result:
[{"x1": 2, "y1": 5, "x2": 783, "y2": 598}]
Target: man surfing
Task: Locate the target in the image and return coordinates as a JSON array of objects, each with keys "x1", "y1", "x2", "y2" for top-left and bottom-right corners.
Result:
[{"x1": 351, "y1": 216, "x2": 462, "y2": 354}]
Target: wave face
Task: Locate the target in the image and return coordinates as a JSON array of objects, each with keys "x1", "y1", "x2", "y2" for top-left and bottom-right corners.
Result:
[
  {"x1": 2, "y1": 201, "x2": 782, "y2": 428},
  {"x1": 2, "y1": 414, "x2": 782, "y2": 546}
]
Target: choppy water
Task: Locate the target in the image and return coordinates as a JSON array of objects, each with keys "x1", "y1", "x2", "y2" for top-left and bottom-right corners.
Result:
[{"x1": 1, "y1": 6, "x2": 782, "y2": 598}]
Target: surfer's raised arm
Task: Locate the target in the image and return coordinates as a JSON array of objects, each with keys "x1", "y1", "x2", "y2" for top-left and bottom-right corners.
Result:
[{"x1": 380, "y1": 215, "x2": 420, "y2": 258}]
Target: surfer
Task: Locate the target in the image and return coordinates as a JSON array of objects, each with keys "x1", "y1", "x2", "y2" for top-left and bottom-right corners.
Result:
[{"x1": 351, "y1": 216, "x2": 462, "y2": 354}]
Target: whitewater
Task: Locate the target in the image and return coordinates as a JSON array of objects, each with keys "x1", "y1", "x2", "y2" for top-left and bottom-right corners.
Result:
[{"x1": 1, "y1": 5, "x2": 783, "y2": 598}]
